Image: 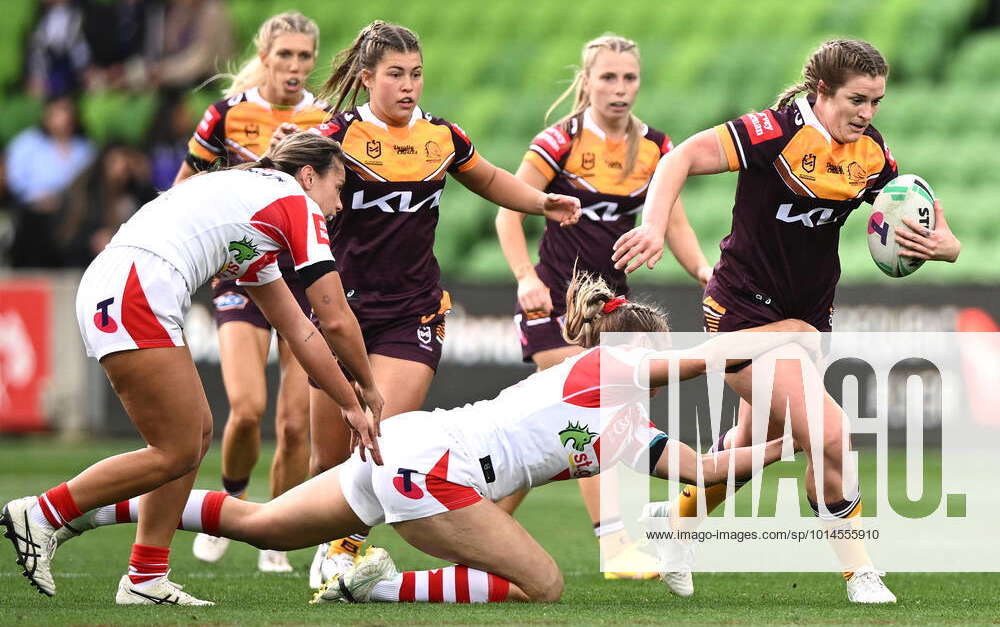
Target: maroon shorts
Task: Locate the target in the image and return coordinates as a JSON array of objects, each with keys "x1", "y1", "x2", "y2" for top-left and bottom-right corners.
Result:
[
  {"x1": 212, "y1": 274, "x2": 311, "y2": 331},
  {"x1": 702, "y1": 291, "x2": 834, "y2": 333},
  {"x1": 309, "y1": 291, "x2": 450, "y2": 387},
  {"x1": 702, "y1": 288, "x2": 832, "y2": 373},
  {"x1": 513, "y1": 300, "x2": 570, "y2": 363}
]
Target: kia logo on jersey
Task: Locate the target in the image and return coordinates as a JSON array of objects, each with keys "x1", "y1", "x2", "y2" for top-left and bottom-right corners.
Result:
[
  {"x1": 366, "y1": 139, "x2": 382, "y2": 159},
  {"x1": 393, "y1": 468, "x2": 424, "y2": 499},
  {"x1": 94, "y1": 298, "x2": 118, "y2": 333}
]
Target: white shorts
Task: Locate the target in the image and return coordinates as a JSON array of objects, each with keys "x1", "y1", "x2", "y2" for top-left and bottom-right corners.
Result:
[
  {"x1": 76, "y1": 246, "x2": 190, "y2": 360},
  {"x1": 339, "y1": 411, "x2": 485, "y2": 526}
]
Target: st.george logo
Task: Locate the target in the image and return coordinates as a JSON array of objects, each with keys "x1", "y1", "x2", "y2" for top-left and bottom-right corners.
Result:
[{"x1": 94, "y1": 298, "x2": 118, "y2": 333}]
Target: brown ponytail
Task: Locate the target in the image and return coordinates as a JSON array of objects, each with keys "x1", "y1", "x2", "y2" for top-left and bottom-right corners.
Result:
[
  {"x1": 320, "y1": 21, "x2": 421, "y2": 113},
  {"x1": 774, "y1": 39, "x2": 889, "y2": 109}
]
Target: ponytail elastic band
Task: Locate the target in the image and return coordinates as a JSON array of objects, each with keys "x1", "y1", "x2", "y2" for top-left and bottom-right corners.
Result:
[
  {"x1": 258, "y1": 156, "x2": 274, "y2": 169},
  {"x1": 602, "y1": 297, "x2": 628, "y2": 314}
]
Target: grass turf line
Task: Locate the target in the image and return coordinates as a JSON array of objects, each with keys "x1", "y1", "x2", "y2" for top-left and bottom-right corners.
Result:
[{"x1": 0, "y1": 437, "x2": 997, "y2": 625}]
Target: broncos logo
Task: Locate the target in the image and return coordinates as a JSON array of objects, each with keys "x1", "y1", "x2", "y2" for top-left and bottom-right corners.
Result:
[{"x1": 559, "y1": 421, "x2": 597, "y2": 452}]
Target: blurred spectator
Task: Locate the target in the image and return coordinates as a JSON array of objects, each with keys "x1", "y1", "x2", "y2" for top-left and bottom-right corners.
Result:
[
  {"x1": 82, "y1": 0, "x2": 157, "y2": 91},
  {"x1": 151, "y1": 0, "x2": 233, "y2": 90},
  {"x1": 0, "y1": 160, "x2": 14, "y2": 266},
  {"x1": 59, "y1": 142, "x2": 156, "y2": 267},
  {"x1": 147, "y1": 89, "x2": 197, "y2": 191},
  {"x1": 6, "y1": 96, "x2": 95, "y2": 268},
  {"x1": 26, "y1": 0, "x2": 91, "y2": 99}
]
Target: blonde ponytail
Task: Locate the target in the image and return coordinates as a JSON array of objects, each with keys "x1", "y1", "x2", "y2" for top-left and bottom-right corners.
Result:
[
  {"x1": 563, "y1": 270, "x2": 669, "y2": 348},
  {"x1": 545, "y1": 34, "x2": 643, "y2": 182}
]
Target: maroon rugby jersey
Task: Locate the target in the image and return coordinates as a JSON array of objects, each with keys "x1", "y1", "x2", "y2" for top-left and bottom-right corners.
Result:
[
  {"x1": 709, "y1": 95, "x2": 897, "y2": 323},
  {"x1": 523, "y1": 109, "x2": 671, "y2": 305},
  {"x1": 317, "y1": 104, "x2": 480, "y2": 318}
]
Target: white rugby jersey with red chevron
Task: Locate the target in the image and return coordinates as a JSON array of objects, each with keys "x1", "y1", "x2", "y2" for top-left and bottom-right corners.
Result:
[
  {"x1": 106, "y1": 168, "x2": 334, "y2": 292},
  {"x1": 440, "y1": 345, "x2": 667, "y2": 501}
]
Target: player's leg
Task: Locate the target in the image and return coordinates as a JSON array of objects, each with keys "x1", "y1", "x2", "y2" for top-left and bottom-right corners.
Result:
[
  {"x1": 724, "y1": 348, "x2": 894, "y2": 602},
  {"x1": 315, "y1": 352, "x2": 435, "y2": 582},
  {"x1": 2, "y1": 346, "x2": 212, "y2": 598},
  {"x1": 192, "y1": 319, "x2": 269, "y2": 564},
  {"x1": 357, "y1": 501, "x2": 563, "y2": 603},
  {"x1": 258, "y1": 337, "x2": 311, "y2": 572}
]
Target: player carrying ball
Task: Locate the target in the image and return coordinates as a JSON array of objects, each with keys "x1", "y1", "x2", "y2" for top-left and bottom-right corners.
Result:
[
  {"x1": 46, "y1": 271, "x2": 818, "y2": 605},
  {"x1": 1, "y1": 133, "x2": 383, "y2": 605},
  {"x1": 613, "y1": 38, "x2": 961, "y2": 603}
]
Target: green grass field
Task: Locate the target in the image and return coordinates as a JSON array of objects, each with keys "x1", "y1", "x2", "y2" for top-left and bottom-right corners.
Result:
[{"x1": 1, "y1": 437, "x2": 997, "y2": 625}]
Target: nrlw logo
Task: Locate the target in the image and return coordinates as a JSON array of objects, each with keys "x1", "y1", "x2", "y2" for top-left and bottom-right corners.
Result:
[
  {"x1": 352, "y1": 189, "x2": 443, "y2": 213},
  {"x1": 366, "y1": 139, "x2": 382, "y2": 159}
]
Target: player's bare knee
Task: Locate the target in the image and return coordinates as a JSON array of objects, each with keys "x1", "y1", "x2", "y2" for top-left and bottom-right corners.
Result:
[
  {"x1": 275, "y1": 417, "x2": 308, "y2": 452},
  {"x1": 228, "y1": 397, "x2": 265, "y2": 429},
  {"x1": 522, "y1": 559, "x2": 563, "y2": 602}
]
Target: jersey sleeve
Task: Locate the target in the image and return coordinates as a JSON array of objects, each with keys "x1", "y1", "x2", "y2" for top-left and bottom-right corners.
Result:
[
  {"x1": 313, "y1": 112, "x2": 348, "y2": 142},
  {"x1": 522, "y1": 124, "x2": 573, "y2": 183},
  {"x1": 235, "y1": 252, "x2": 280, "y2": 286},
  {"x1": 862, "y1": 130, "x2": 899, "y2": 204},
  {"x1": 288, "y1": 196, "x2": 336, "y2": 272},
  {"x1": 714, "y1": 108, "x2": 792, "y2": 172},
  {"x1": 186, "y1": 100, "x2": 229, "y2": 171},
  {"x1": 444, "y1": 120, "x2": 480, "y2": 174},
  {"x1": 644, "y1": 125, "x2": 674, "y2": 156}
]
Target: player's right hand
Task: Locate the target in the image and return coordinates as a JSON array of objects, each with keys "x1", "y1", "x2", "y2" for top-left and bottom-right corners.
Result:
[
  {"x1": 517, "y1": 274, "x2": 553, "y2": 315},
  {"x1": 612, "y1": 224, "x2": 665, "y2": 273},
  {"x1": 268, "y1": 122, "x2": 300, "y2": 155},
  {"x1": 355, "y1": 382, "x2": 385, "y2": 433},
  {"x1": 343, "y1": 402, "x2": 383, "y2": 466}
]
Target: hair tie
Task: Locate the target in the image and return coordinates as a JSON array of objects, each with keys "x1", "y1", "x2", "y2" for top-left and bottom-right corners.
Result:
[
  {"x1": 258, "y1": 156, "x2": 274, "y2": 168},
  {"x1": 602, "y1": 297, "x2": 628, "y2": 314}
]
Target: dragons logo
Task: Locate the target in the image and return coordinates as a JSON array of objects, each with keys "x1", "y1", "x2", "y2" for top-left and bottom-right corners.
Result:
[
  {"x1": 228, "y1": 237, "x2": 260, "y2": 263},
  {"x1": 559, "y1": 421, "x2": 597, "y2": 452}
]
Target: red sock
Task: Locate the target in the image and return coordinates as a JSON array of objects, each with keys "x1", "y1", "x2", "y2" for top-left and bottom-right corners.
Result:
[
  {"x1": 177, "y1": 490, "x2": 227, "y2": 534},
  {"x1": 128, "y1": 544, "x2": 170, "y2": 585},
  {"x1": 371, "y1": 565, "x2": 510, "y2": 602},
  {"x1": 37, "y1": 483, "x2": 83, "y2": 529}
]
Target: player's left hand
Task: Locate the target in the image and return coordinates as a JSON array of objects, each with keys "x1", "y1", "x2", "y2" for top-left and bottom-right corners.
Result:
[
  {"x1": 696, "y1": 265, "x2": 713, "y2": 288},
  {"x1": 541, "y1": 193, "x2": 581, "y2": 228},
  {"x1": 896, "y1": 199, "x2": 961, "y2": 262}
]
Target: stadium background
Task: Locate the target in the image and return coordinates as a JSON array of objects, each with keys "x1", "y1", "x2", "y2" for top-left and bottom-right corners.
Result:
[{"x1": 1, "y1": 1, "x2": 999, "y2": 623}]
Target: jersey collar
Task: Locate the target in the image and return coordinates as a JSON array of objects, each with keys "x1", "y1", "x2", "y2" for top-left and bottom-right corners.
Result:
[
  {"x1": 357, "y1": 102, "x2": 423, "y2": 130},
  {"x1": 795, "y1": 96, "x2": 832, "y2": 144},
  {"x1": 582, "y1": 108, "x2": 605, "y2": 140},
  {"x1": 245, "y1": 86, "x2": 318, "y2": 112}
]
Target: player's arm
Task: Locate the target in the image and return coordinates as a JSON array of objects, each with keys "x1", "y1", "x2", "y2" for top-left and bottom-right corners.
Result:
[
  {"x1": 664, "y1": 197, "x2": 713, "y2": 287},
  {"x1": 651, "y1": 436, "x2": 786, "y2": 486},
  {"x1": 453, "y1": 156, "x2": 581, "y2": 228},
  {"x1": 613, "y1": 129, "x2": 728, "y2": 273},
  {"x1": 646, "y1": 318, "x2": 818, "y2": 386},
  {"x1": 495, "y1": 160, "x2": 555, "y2": 314},
  {"x1": 245, "y1": 276, "x2": 382, "y2": 464}
]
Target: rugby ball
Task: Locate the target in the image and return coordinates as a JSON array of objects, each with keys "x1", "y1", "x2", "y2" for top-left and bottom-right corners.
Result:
[{"x1": 867, "y1": 174, "x2": 935, "y2": 277}]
